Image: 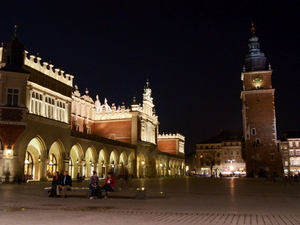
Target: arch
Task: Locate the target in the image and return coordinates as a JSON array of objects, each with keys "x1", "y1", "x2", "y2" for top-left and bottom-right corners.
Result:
[
  {"x1": 24, "y1": 136, "x2": 47, "y2": 181},
  {"x1": 69, "y1": 143, "x2": 84, "y2": 178},
  {"x1": 98, "y1": 148, "x2": 109, "y2": 177},
  {"x1": 109, "y1": 150, "x2": 119, "y2": 176},
  {"x1": 119, "y1": 151, "x2": 128, "y2": 165},
  {"x1": 128, "y1": 152, "x2": 135, "y2": 177},
  {"x1": 48, "y1": 140, "x2": 65, "y2": 178},
  {"x1": 85, "y1": 146, "x2": 98, "y2": 177}
]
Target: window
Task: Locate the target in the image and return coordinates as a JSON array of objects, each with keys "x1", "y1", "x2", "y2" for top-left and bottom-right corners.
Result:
[
  {"x1": 251, "y1": 128, "x2": 256, "y2": 135},
  {"x1": 285, "y1": 161, "x2": 288, "y2": 166},
  {"x1": 290, "y1": 150, "x2": 294, "y2": 156},
  {"x1": 270, "y1": 153, "x2": 275, "y2": 161},
  {"x1": 290, "y1": 159, "x2": 294, "y2": 166},
  {"x1": 224, "y1": 151, "x2": 227, "y2": 155},
  {"x1": 230, "y1": 151, "x2": 233, "y2": 155},
  {"x1": 7, "y1": 89, "x2": 19, "y2": 106},
  {"x1": 237, "y1": 151, "x2": 239, "y2": 155},
  {"x1": 296, "y1": 150, "x2": 300, "y2": 156},
  {"x1": 255, "y1": 138, "x2": 261, "y2": 144}
]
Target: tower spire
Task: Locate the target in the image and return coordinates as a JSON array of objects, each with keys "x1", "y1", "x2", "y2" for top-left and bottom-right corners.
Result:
[
  {"x1": 250, "y1": 20, "x2": 256, "y2": 37},
  {"x1": 244, "y1": 21, "x2": 266, "y2": 72},
  {"x1": 12, "y1": 25, "x2": 18, "y2": 40}
]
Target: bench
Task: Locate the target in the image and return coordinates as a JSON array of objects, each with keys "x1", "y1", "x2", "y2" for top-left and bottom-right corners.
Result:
[
  {"x1": 44, "y1": 187, "x2": 90, "y2": 198},
  {"x1": 105, "y1": 188, "x2": 146, "y2": 199},
  {"x1": 44, "y1": 187, "x2": 146, "y2": 199}
]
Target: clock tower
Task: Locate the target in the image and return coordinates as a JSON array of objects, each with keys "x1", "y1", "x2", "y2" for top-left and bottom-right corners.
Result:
[{"x1": 241, "y1": 23, "x2": 282, "y2": 177}]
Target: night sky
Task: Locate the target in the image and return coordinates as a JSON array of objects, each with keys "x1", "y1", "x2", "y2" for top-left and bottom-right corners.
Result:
[{"x1": 1, "y1": 1, "x2": 299, "y2": 154}]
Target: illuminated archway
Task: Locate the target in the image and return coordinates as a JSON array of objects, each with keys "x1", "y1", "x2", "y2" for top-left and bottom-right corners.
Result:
[
  {"x1": 85, "y1": 146, "x2": 97, "y2": 177},
  {"x1": 24, "y1": 136, "x2": 47, "y2": 181},
  {"x1": 48, "y1": 140, "x2": 65, "y2": 177},
  {"x1": 98, "y1": 148, "x2": 108, "y2": 177},
  {"x1": 109, "y1": 150, "x2": 119, "y2": 176},
  {"x1": 70, "y1": 144, "x2": 84, "y2": 178}
]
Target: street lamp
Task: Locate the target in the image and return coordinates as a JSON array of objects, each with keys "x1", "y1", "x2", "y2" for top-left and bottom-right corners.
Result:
[{"x1": 228, "y1": 159, "x2": 235, "y2": 172}]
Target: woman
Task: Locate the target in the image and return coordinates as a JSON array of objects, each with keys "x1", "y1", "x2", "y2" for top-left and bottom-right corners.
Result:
[
  {"x1": 89, "y1": 171, "x2": 100, "y2": 199},
  {"x1": 48, "y1": 171, "x2": 61, "y2": 197},
  {"x1": 102, "y1": 172, "x2": 115, "y2": 199}
]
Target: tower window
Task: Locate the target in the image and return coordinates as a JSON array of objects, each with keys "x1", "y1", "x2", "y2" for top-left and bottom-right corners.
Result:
[
  {"x1": 251, "y1": 128, "x2": 256, "y2": 135},
  {"x1": 270, "y1": 153, "x2": 275, "y2": 161},
  {"x1": 7, "y1": 89, "x2": 19, "y2": 106}
]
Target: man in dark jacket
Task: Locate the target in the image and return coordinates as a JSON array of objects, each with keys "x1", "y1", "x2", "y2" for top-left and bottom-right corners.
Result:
[{"x1": 58, "y1": 171, "x2": 72, "y2": 198}]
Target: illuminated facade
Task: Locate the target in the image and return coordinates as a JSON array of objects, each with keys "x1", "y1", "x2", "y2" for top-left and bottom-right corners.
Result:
[
  {"x1": 0, "y1": 28, "x2": 185, "y2": 182},
  {"x1": 195, "y1": 130, "x2": 245, "y2": 177},
  {"x1": 279, "y1": 132, "x2": 300, "y2": 175},
  {"x1": 241, "y1": 23, "x2": 282, "y2": 177}
]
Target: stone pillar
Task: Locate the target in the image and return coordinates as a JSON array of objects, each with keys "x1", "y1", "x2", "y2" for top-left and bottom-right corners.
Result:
[{"x1": 40, "y1": 158, "x2": 48, "y2": 181}]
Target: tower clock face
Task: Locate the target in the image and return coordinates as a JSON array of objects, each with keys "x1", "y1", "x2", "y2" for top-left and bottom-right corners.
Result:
[{"x1": 252, "y1": 74, "x2": 263, "y2": 83}]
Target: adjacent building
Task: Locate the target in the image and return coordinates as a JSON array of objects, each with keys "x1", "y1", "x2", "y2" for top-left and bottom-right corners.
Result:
[
  {"x1": 0, "y1": 28, "x2": 185, "y2": 182},
  {"x1": 279, "y1": 132, "x2": 300, "y2": 175},
  {"x1": 195, "y1": 130, "x2": 245, "y2": 177}
]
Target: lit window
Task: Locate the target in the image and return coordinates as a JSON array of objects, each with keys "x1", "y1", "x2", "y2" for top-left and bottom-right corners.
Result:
[{"x1": 7, "y1": 89, "x2": 19, "y2": 106}]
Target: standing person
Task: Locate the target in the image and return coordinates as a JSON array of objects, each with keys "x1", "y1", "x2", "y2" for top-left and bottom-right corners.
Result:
[
  {"x1": 58, "y1": 171, "x2": 72, "y2": 198},
  {"x1": 102, "y1": 172, "x2": 115, "y2": 199},
  {"x1": 89, "y1": 171, "x2": 100, "y2": 199},
  {"x1": 48, "y1": 171, "x2": 61, "y2": 197}
]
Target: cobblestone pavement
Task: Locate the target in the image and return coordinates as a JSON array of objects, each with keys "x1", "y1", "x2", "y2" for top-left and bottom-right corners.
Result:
[{"x1": 1, "y1": 177, "x2": 300, "y2": 224}]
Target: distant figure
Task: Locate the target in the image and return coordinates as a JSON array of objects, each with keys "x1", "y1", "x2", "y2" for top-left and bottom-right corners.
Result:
[
  {"x1": 58, "y1": 171, "x2": 72, "y2": 198},
  {"x1": 121, "y1": 167, "x2": 131, "y2": 188},
  {"x1": 89, "y1": 171, "x2": 100, "y2": 199},
  {"x1": 102, "y1": 172, "x2": 115, "y2": 199}
]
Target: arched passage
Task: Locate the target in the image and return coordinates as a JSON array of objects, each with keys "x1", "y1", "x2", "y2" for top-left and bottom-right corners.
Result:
[
  {"x1": 69, "y1": 144, "x2": 84, "y2": 178},
  {"x1": 109, "y1": 150, "x2": 119, "y2": 176},
  {"x1": 48, "y1": 140, "x2": 65, "y2": 177},
  {"x1": 24, "y1": 136, "x2": 46, "y2": 181},
  {"x1": 98, "y1": 148, "x2": 108, "y2": 177},
  {"x1": 85, "y1": 146, "x2": 97, "y2": 177}
]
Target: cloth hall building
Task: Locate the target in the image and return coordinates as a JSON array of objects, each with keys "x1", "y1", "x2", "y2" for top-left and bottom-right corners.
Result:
[{"x1": 0, "y1": 29, "x2": 185, "y2": 182}]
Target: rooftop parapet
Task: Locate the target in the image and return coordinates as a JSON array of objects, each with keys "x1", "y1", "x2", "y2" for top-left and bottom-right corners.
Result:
[
  {"x1": 158, "y1": 133, "x2": 185, "y2": 141},
  {"x1": 24, "y1": 51, "x2": 74, "y2": 87}
]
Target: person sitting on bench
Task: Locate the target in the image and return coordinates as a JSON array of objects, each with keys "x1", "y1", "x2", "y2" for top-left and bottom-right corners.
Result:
[
  {"x1": 89, "y1": 171, "x2": 100, "y2": 199},
  {"x1": 48, "y1": 171, "x2": 61, "y2": 197},
  {"x1": 58, "y1": 171, "x2": 72, "y2": 198},
  {"x1": 102, "y1": 172, "x2": 115, "y2": 199}
]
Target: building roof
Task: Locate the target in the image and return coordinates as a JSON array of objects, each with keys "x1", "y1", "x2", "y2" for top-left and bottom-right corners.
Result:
[{"x1": 199, "y1": 130, "x2": 243, "y2": 144}]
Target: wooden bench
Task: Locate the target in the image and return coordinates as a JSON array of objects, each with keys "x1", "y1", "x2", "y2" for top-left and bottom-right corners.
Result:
[
  {"x1": 104, "y1": 188, "x2": 146, "y2": 199},
  {"x1": 44, "y1": 187, "x2": 90, "y2": 198}
]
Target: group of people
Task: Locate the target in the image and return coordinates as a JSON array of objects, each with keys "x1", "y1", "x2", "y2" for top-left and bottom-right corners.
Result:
[
  {"x1": 48, "y1": 171, "x2": 72, "y2": 198},
  {"x1": 89, "y1": 171, "x2": 115, "y2": 199},
  {"x1": 48, "y1": 171, "x2": 115, "y2": 199}
]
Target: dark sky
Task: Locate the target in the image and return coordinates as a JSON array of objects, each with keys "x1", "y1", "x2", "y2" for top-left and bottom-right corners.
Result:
[{"x1": 1, "y1": 1, "x2": 299, "y2": 154}]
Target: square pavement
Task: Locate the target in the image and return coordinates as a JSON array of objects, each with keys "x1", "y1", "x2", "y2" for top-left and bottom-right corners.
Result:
[{"x1": 1, "y1": 177, "x2": 300, "y2": 224}]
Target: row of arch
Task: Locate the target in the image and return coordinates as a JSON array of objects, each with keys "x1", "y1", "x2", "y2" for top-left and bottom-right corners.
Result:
[
  {"x1": 25, "y1": 136, "x2": 135, "y2": 180},
  {"x1": 24, "y1": 136, "x2": 185, "y2": 181}
]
